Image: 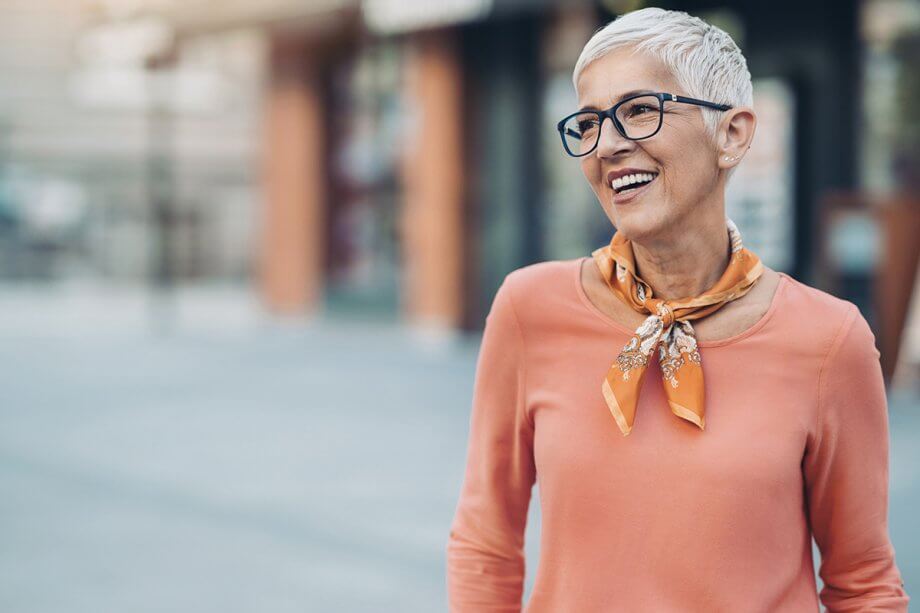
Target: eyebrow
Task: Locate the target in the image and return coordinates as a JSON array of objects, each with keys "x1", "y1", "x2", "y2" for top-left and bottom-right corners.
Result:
[{"x1": 577, "y1": 89, "x2": 658, "y2": 112}]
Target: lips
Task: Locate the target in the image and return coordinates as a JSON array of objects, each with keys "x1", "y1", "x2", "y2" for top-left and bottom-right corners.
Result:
[
  {"x1": 606, "y1": 167, "x2": 658, "y2": 188},
  {"x1": 612, "y1": 173, "x2": 657, "y2": 205},
  {"x1": 612, "y1": 172, "x2": 658, "y2": 194}
]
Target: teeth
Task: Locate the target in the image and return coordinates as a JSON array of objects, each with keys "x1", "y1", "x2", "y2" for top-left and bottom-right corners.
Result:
[{"x1": 611, "y1": 172, "x2": 657, "y2": 192}]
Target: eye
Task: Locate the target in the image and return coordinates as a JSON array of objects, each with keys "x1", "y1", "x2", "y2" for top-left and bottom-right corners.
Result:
[
  {"x1": 627, "y1": 104, "x2": 656, "y2": 117},
  {"x1": 577, "y1": 118, "x2": 599, "y2": 134}
]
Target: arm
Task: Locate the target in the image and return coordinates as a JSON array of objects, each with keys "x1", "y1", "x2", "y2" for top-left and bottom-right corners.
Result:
[
  {"x1": 446, "y1": 275, "x2": 537, "y2": 612},
  {"x1": 802, "y1": 304, "x2": 910, "y2": 611}
]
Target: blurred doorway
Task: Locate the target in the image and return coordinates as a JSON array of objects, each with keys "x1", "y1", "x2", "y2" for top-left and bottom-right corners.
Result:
[{"x1": 324, "y1": 37, "x2": 406, "y2": 321}]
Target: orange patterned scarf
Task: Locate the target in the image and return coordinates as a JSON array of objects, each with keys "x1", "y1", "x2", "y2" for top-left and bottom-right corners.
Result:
[{"x1": 591, "y1": 217, "x2": 763, "y2": 436}]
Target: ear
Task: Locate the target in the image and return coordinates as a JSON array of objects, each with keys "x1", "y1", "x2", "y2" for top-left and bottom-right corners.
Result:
[{"x1": 717, "y1": 106, "x2": 756, "y2": 169}]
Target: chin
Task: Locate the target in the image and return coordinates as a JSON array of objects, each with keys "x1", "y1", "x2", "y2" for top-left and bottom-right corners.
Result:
[{"x1": 608, "y1": 208, "x2": 665, "y2": 241}]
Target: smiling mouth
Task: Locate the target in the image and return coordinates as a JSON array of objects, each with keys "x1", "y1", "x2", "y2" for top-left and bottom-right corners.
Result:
[{"x1": 612, "y1": 173, "x2": 659, "y2": 194}]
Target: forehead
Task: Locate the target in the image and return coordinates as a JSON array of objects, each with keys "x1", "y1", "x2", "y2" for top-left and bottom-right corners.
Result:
[{"x1": 576, "y1": 47, "x2": 675, "y2": 107}]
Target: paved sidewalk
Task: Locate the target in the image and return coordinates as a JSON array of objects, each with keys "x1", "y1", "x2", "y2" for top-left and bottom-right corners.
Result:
[{"x1": 0, "y1": 283, "x2": 915, "y2": 612}]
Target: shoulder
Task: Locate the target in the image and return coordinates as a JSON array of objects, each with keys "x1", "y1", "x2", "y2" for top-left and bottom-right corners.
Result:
[
  {"x1": 500, "y1": 257, "x2": 581, "y2": 313},
  {"x1": 489, "y1": 258, "x2": 570, "y2": 315},
  {"x1": 483, "y1": 260, "x2": 577, "y2": 358},
  {"x1": 776, "y1": 273, "x2": 877, "y2": 359},
  {"x1": 503, "y1": 258, "x2": 577, "y2": 291},
  {"x1": 496, "y1": 257, "x2": 586, "y2": 333}
]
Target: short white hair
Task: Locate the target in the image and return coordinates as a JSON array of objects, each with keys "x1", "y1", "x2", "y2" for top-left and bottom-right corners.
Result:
[{"x1": 573, "y1": 7, "x2": 752, "y2": 159}]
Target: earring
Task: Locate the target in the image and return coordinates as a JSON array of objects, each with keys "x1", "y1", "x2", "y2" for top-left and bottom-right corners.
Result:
[{"x1": 723, "y1": 155, "x2": 737, "y2": 161}]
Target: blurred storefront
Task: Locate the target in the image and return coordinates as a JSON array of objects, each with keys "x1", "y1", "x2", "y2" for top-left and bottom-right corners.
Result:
[
  {"x1": 254, "y1": 0, "x2": 872, "y2": 328},
  {"x1": 6, "y1": 0, "x2": 917, "y2": 376}
]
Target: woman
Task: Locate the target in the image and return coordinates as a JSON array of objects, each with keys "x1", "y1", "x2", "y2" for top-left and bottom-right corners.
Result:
[{"x1": 446, "y1": 7, "x2": 910, "y2": 612}]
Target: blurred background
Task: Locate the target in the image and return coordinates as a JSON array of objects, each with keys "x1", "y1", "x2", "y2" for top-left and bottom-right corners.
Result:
[{"x1": 0, "y1": 0, "x2": 918, "y2": 611}]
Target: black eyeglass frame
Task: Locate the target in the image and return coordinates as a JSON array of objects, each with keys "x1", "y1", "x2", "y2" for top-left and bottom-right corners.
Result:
[{"x1": 556, "y1": 92, "x2": 733, "y2": 158}]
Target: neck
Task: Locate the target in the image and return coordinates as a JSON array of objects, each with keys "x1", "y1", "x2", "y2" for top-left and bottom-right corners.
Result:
[{"x1": 630, "y1": 214, "x2": 731, "y2": 300}]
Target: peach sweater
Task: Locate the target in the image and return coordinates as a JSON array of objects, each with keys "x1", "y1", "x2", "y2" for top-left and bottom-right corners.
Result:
[{"x1": 446, "y1": 256, "x2": 909, "y2": 612}]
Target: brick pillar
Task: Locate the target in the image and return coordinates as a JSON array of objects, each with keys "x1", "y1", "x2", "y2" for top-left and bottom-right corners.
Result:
[
  {"x1": 876, "y1": 195, "x2": 920, "y2": 384},
  {"x1": 400, "y1": 29, "x2": 466, "y2": 330},
  {"x1": 259, "y1": 39, "x2": 325, "y2": 315}
]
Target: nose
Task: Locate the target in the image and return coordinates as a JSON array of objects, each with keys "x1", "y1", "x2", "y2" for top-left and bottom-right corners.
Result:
[{"x1": 594, "y1": 116, "x2": 635, "y2": 158}]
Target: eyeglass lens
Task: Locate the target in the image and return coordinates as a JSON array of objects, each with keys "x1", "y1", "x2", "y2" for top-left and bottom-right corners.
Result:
[{"x1": 561, "y1": 95, "x2": 661, "y2": 156}]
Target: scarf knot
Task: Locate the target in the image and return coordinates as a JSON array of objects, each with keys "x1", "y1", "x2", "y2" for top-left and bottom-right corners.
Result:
[
  {"x1": 591, "y1": 216, "x2": 763, "y2": 436},
  {"x1": 655, "y1": 301, "x2": 676, "y2": 328}
]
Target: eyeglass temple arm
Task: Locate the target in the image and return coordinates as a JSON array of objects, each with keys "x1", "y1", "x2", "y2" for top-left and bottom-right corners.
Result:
[
  {"x1": 667, "y1": 93, "x2": 733, "y2": 111},
  {"x1": 562, "y1": 126, "x2": 581, "y2": 140}
]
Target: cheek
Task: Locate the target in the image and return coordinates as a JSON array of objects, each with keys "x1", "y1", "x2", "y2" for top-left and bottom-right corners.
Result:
[
  {"x1": 581, "y1": 158, "x2": 602, "y2": 190},
  {"x1": 667, "y1": 160, "x2": 712, "y2": 195},
  {"x1": 656, "y1": 136, "x2": 716, "y2": 193}
]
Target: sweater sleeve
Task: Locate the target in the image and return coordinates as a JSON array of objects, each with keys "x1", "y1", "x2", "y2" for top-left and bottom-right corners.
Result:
[
  {"x1": 446, "y1": 275, "x2": 537, "y2": 612},
  {"x1": 802, "y1": 304, "x2": 910, "y2": 612}
]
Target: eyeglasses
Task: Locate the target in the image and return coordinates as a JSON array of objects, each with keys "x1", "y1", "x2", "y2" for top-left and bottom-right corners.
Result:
[{"x1": 556, "y1": 92, "x2": 733, "y2": 158}]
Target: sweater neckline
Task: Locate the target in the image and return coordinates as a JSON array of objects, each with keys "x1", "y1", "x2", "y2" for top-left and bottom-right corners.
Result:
[{"x1": 574, "y1": 255, "x2": 790, "y2": 348}]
